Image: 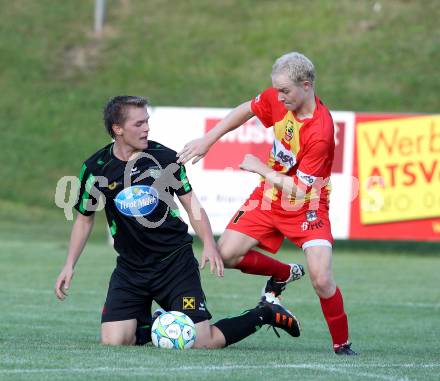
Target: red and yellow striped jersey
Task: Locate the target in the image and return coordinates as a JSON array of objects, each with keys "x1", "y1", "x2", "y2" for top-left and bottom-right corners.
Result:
[{"x1": 251, "y1": 87, "x2": 335, "y2": 209}]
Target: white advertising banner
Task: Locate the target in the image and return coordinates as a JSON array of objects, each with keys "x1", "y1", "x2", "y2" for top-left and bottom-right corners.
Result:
[{"x1": 148, "y1": 106, "x2": 355, "y2": 239}]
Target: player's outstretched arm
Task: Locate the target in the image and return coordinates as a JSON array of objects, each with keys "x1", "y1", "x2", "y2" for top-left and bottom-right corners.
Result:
[
  {"x1": 177, "y1": 101, "x2": 254, "y2": 165},
  {"x1": 54, "y1": 213, "x2": 95, "y2": 300},
  {"x1": 178, "y1": 191, "x2": 224, "y2": 277}
]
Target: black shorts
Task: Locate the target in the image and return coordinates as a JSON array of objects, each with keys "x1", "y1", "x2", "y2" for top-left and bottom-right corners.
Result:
[{"x1": 101, "y1": 244, "x2": 212, "y2": 326}]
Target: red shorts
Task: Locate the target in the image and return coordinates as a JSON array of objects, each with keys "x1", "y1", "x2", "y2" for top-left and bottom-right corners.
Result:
[{"x1": 226, "y1": 191, "x2": 333, "y2": 253}]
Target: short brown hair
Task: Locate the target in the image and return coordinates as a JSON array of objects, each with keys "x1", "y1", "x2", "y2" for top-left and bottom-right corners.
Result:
[{"x1": 103, "y1": 96, "x2": 148, "y2": 138}]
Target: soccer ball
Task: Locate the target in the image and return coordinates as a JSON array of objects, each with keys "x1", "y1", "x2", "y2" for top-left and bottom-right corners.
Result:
[{"x1": 151, "y1": 311, "x2": 196, "y2": 349}]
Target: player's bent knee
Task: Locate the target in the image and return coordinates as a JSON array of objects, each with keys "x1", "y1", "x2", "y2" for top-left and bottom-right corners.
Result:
[
  {"x1": 100, "y1": 329, "x2": 135, "y2": 345},
  {"x1": 101, "y1": 320, "x2": 137, "y2": 346},
  {"x1": 311, "y1": 275, "x2": 336, "y2": 298},
  {"x1": 221, "y1": 254, "x2": 242, "y2": 268},
  {"x1": 217, "y1": 243, "x2": 241, "y2": 267},
  {"x1": 217, "y1": 230, "x2": 257, "y2": 267}
]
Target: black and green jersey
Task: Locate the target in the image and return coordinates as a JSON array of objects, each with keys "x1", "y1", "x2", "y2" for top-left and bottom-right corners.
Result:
[{"x1": 74, "y1": 140, "x2": 193, "y2": 271}]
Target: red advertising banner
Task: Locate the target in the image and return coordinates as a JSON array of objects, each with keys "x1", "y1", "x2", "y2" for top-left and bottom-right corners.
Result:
[{"x1": 203, "y1": 118, "x2": 272, "y2": 170}]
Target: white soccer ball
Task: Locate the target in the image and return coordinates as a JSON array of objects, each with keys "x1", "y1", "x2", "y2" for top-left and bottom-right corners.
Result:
[{"x1": 151, "y1": 311, "x2": 196, "y2": 349}]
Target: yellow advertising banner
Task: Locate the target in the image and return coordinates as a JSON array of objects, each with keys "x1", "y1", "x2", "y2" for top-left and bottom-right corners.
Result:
[{"x1": 357, "y1": 116, "x2": 440, "y2": 224}]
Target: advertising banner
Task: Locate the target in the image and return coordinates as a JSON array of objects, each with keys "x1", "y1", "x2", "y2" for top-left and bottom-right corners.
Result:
[
  {"x1": 350, "y1": 114, "x2": 440, "y2": 241},
  {"x1": 357, "y1": 115, "x2": 440, "y2": 224},
  {"x1": 149, "y1": 107, "x2": 353, "y2": 238},
  {"x1": 148, "y1": 107, "x2": 440, "y2": 241}
]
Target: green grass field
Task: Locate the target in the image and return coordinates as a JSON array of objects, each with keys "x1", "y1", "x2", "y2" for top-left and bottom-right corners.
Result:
[{"x1": 0, "y1": 219, "x2": 439, "y2": 381}]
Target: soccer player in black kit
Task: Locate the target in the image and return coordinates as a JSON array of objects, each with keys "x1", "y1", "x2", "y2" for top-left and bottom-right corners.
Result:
[{"x1": 54, "y1": 96, "x2": 301, "y2": 348}]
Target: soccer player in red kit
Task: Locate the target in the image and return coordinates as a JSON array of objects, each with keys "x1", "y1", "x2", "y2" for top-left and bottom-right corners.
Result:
[{"x1": 178, "y1": 52, "x2": 357, "y2": 355}]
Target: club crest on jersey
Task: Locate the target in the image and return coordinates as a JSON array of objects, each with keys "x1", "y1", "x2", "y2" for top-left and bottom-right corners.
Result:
[
  {"x1": 284, "y1": 120, "x2": 294, "y2": 142},
  {"x1": 114, "y1": 185, "x2": 159, "y2": 217},
  {"x1": 306, "y1": 210, "x2": 318, "y2": 222}
]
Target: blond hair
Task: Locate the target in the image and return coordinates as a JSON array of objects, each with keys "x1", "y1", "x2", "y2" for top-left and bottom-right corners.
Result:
[{"x1": 272, "y1": 52, "x2": 315, "y2": 85}]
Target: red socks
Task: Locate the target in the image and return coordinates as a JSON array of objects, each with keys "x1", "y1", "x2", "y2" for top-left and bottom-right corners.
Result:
[
  {"x1": 235, "y1": 250, "x2": 291, "y2": 281},
  {"x1": 236, "y1": 251, "x2": 349, "y2": 348},
  {"x1": 319, "y1": 287, "x2": 349, "y2": 348}
]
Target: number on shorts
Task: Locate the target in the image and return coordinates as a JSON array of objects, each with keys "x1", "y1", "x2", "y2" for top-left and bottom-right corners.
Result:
[{"x1": 233, "y1": 210, "x2": 245, "y2": 224}]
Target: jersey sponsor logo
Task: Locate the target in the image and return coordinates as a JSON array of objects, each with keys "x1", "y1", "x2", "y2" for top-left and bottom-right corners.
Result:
[
  {"x1": 183, "y1": 297, "x2": 195, "y2": 310},
  {"x1": 276, "y1": 151, "x2": 294, "y2": 167},
  {"x1": 272, "y1": 138, "x2": 297, "y2": 169},
  {"x1": 114, "y1": 185, "x2": 159, "y2": 217},
  {"x1": 297, "y1": 169, "x2": 317, "y2": 186},
  {"x1": 301, "y1": 219, "x2": 324, "y2": 231}
]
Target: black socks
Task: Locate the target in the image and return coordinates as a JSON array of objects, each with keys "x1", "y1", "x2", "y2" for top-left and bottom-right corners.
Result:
[{"x1": 213, "y1": 306, "x2": 271, "y2": 346}]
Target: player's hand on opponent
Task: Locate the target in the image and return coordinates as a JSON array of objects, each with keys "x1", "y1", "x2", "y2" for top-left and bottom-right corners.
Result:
[
  {"x1": 239, "y1": 154, "x2": 265, "y2": 174},
  {"x1": 54, "y1": 265, "x2": 74, "y2": 300},
  {"x1": 177, "y1": 138, "x2": 210, "y2": 165},
  {"x1": 200, "y1": 243, "x2": 224, "y2": 277}
]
